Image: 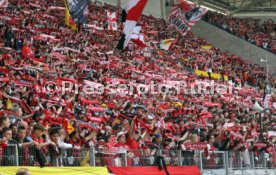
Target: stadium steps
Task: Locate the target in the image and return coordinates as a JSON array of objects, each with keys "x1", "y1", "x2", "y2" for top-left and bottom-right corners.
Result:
[{"x1": 191, "y1": 20, "x2": 276, "y2": 75}]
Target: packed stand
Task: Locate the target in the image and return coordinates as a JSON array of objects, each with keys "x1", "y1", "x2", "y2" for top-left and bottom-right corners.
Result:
[
  {"x1": 203, "y1": 12, "x2": 276, "y2": 54},
  {"x1": 0, "y1": 0, "x2": 275, "y2": 168}
]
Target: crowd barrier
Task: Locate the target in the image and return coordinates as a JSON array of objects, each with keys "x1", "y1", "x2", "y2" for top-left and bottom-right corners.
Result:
[
  {"x1": 0, "y1": 144, "x2": 275, "y2": 175},
  {"x1": 0, "y1": 167, "x2": 108, "y2": 175}
]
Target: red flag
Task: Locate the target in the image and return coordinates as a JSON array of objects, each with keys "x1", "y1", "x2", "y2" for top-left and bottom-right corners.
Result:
[
  {"x1": 131, "y1": 26, "x2": 146, "y2": 48},
  {"x1": 117, "y1": 0, "x2": 148, "y2": 50}
]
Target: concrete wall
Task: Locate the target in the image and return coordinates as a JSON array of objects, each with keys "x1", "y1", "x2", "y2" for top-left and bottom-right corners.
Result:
[
  {"x1": 96, "y1": 0, "x2": 118, "y2": 6},
  {"x1": 94, "y1": 0, "x2": 166, "y2": 19},
  {"x1": 121, "y1": 0, "x2": 165, "y2": 19},
  {"x1": 234, "y1": 13, "x2": 276, "y2": 22},
  {"x1": 191, "y1": 20, "x2": 276, "y2": 74}
]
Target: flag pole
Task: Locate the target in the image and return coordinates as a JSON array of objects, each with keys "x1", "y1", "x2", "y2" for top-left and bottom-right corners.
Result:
[
  {"x1": 63, "y1": 0, "x2": 68, "y2": 12},
  {"x1": 259, "y1": 54, "x2": 269, "y2": 141},
  {"x1": 265, "y1": 55, "x2": 268, "y2": 82}
]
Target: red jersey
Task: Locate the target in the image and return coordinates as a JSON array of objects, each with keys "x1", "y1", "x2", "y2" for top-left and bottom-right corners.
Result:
[{"x1": 126, "y1": 137, "x2": 139, "y2": 150}]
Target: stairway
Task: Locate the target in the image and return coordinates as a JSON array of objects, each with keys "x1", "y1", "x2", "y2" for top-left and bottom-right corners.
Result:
[{"x1": 191, "y1": 20, "x2": 276, "y2": 75}]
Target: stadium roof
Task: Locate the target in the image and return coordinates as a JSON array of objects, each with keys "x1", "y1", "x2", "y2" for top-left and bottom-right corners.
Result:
[{"x1": 188, "y1": 0, "x2": 276, "y2": 17}]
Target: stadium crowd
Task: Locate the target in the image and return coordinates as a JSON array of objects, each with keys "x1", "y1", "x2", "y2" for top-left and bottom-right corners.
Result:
[
  {"x1": 0, "y1": 0, "x2": 275, "y2": 168},
  {"x1": 203, "y1": 12, "x2": 276, "y2": 54}
]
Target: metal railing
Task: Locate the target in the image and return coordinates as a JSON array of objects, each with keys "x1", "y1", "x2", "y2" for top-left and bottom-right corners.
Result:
[
  {"x1": 1, "y1": 145, "x2": 275, "y2": 175},
  {"x1": 0, "y1": 144, "x2": 91, "y2": 167}
]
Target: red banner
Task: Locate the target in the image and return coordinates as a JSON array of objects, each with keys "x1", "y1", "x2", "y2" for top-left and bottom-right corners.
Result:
[
  {"x1": 80, "y1": 97, "x2": 99, "y2": 105},
  {"x1": 202, "y1": 101, "x2": 222, "y2": 107},
  {"x1": 184, "y1": 142, "x2": 207, "y2": 150},
  {"x1": 0, "y1": 77, "x2": 9, "y2": 82},
  {"x1": 108, "y1": 166, "x2": 200, "y2": 175},
  {"x1": 87, "y1": 116, "x2": 104, "y2": 123}
]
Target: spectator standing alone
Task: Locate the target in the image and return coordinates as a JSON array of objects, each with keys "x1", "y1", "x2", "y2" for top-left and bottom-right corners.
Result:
[{"x1": 4, "y1": 27, "x2": 13, "y2": 48}]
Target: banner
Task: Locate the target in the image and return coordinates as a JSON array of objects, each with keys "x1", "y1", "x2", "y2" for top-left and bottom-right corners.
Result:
[
  {"x1": 117, "y1": 0, "x2": 148, "y2": 50},
  {"x1": 67, "y1": 0, "x2": 90, "y2": 24},
  {"x1": 0, "y1": 77, "x2": 9, "y2": 82},
  {"x1": 0, "y1": 0, "x2": 8, "y2": 8},
  {"x1": 201, "y1": 45, "x2": 212, "y2": 50},
  {"x1": 107, "y1": 11, "x2": 117, "y2": 31},
  {"x1": 168, "y1": 0, "x2": 207, "y2": 35},
  {"x1": 109, "y1": 166, "x2": 201, "y2": 175},
  {"x1": 160, "y1": 38, "x2": 177, "y2": 51},
  {"x1": 195, "y1": 70, "x2": 228, "y2": 81},
  {"x1": 64, "y1": 0, "x2": 77, "y2": 30},
  {"x1": 14, "y1": 80, "x2": 34, "y2": 87},
  {"x1": 131, "y1": 26, "x2": 146, "y2": 48},
  {"x1": 202, "y1": 101, "x2": 222, "y2": 107},
  {"x1": 77, "y1": 120, "x2": 101, "y2": 130},
  {"x1": 183, "y1": 142, "x2": 207, "y2": 150},
  {"x1": 0, "y1": 167, "x2": 108, "y2": 175},
  {"x1": 49, "y1": 6, "x2": 65, "y2": 11},
  {"x1": 268, "y1": 131, "x2": 276, "y2": 138}
]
